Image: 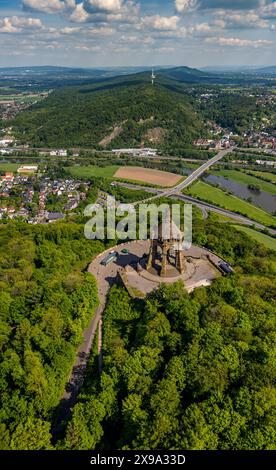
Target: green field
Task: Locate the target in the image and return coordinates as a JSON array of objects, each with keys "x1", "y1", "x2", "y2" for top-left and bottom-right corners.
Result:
[
  {"x1": 0, "y1": 94, "x2": 45, "y2": 104},
  {"x1": 214, "y1": 169, "x2": 276, "y2": 195},
  {"x1": 0, "y1": 87, "x2": 14, "y2": 92},
  {"x1": 68, "y1": 165, "x2": 119, "y2": 179},
  {"x1": 67, "y1": 165, "x2": 183, "y2": 188},
  {"x1": 233, "y1": 226, "x2": 276, "y2": 251},
  {"x1": 186, "y1": 181, "x2": 275, "y2": 227},
  {"x1": 246, "y1": 171, "x2": 276, "y2": 184},
  {"x1": 0, "y1": 163, "x2": 21, "y2": 172}
]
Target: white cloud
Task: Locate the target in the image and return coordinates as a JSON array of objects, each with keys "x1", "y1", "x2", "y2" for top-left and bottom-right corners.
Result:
[
  {"x1": 260, "y1": 1, "x2": 276, "y2": 19},
  {"x1": 83, "y1": 0, "x2": 123, "y2": 14},
  {"x1": 87, "y1": 25, "x2": 114, "y2": 35},
  {"x1": 175, "y1": 0, "x2": 197, "y2": 13},
  {"x1": 74, "y1": 44, "x2": 101, "y2": 51},
  {"x1": 189, "y1": 22, "x2": 211, "y2": 33},
  {"x1": 212, "y1": 19, "x2": 226, "y2": 28},
  {"x1": 141, "y1": 15, "x2": 180, "y2": 31},
  {"x1": 215, "y1": 10, "x2": 269, "y2": 29},
  {"x1": 69, "y1": 0, "x2": 139, "y2": 24},
  {"x1": 60, "y1": 26, "x2": 81, "y2": 33},
  {"x1": 205, "y1": 36, "x2": 273, "y2": 47},
  {"x1": 22, "y1": 0, "x2": 75, "y2": 14},
  {"x1": 4, "y1": 0, "x2": 271, "y2": 63},
  {"x1": 69, "y1": 2, "x2": 90, "y2": 22},
  {"x1": 176, "y1": 1, "x2": 266, "y2": 13},
  {"x1": 0, "y1": 16, "x2": 43, "y2": 33}
]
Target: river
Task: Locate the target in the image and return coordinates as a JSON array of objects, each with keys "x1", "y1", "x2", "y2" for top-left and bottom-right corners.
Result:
[{"x1": 204, "y1": 174, "x2": 275, "y2": 214}]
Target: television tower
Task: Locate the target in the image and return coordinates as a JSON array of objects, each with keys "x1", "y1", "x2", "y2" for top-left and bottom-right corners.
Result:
[{"x1": 151, "y1": 68, "x2": 156, "y2": 86}]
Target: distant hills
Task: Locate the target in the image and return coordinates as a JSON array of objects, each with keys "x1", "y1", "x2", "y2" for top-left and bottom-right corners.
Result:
[
  {"x1": 158, "y1": 66, "x2": 276, "y2": 85},
  {"x1": 0, "y1": 65, "x2": 172, "y2": 90},
  {"x1": 0, "y1": 64, "x2": 275, "y2": 90},
  {"x1": 158, "y1": 66, "x2": 214, "y2": 83},
  {"x1": 0, "y1": 66, "x2": 138, "y2": 90},
  {"x1": 200, "y1": 65, "x2": 276, "y2": 75},
  {"x1": 7, "y1": 64, "x2": 276, "y2": 149},
  {"x1": 254, "y1": 66, "x2": 276, "y2": 74}
]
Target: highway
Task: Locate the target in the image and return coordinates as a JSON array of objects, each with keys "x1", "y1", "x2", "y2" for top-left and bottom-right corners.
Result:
[
  {"x1": 114, "y1": 181, "x2": 276, "y2": 236},
  {"x1": 136, "y1": 147, "x2": 234, "y2": 203},
  {"x1": 175, "y1": 194, "x2": 276, "y2": 236}
]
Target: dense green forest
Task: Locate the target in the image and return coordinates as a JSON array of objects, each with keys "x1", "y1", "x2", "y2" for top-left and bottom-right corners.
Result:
[
  {"x1": 61, "y1": 218, "x2": 276, "y2": 450},
  {"x1": 0, "y1": 221, "x2": 105, "y2": 450},
  {"x1": 9, "y1": 71, "x2": 276, "y2": 148},
  {"x1": 0, "y1": 212, "x2": 275, "y2": 450},
  {"x1": 198, "y1": 92, "x2": 275, "y2": 134},
  {"x1": 12, "y1": 83, "x2": 205, "y2": 149}
]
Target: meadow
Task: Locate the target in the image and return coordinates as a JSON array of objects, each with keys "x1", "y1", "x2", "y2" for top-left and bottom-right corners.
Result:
[
  {"x1": 214, "y1": 169, "x2": 276, "y2": 195},
  {"x1": 246, "y1": 170, "x2": 276, "y2": 184},
  {"x1": 186, "y1": 181, "x2": 276, "y2": 227},
  {"x1": 0, "y1": 163, "x2": 21, "y2": 172},
  {"x1": 68, "y1": 165, "x2": 119, "y2": 179}
]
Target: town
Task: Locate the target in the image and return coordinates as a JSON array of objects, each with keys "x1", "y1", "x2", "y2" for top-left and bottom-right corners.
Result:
[{"x1": 0, "y1": 164, "x2": 89, "y2": 223}]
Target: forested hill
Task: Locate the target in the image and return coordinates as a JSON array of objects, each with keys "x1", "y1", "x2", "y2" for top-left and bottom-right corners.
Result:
[
  {"x1": 158, "y1": 66, "x2": 213, "y2": 82},
  {"x1": 12, "y1": 80, "x2": 205, "y2": 149}
]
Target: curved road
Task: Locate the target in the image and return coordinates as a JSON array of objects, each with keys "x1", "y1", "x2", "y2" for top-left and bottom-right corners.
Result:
[
  {"x1": 136, "y1": 147, "x2": 234, "y2": 203},
  {"x1": 175, "y1": 194, "x2": 276, "y2": 235}
]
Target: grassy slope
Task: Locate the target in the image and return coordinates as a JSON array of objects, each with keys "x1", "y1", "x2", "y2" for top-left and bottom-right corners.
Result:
[
  {"x1": 186, "y1": 181, "x2": 275, "y2": 227},
  {"x1": 215, "y1": 169, "x2": 276, "y2": 195},
  {"x1": 233, "y1": 225, "x2": 276, "y2": 251}
]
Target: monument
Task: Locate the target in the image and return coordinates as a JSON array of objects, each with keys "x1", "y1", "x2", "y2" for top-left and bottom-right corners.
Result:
[{"x1": 146, "y1": 220, "x2": 185, "y2": 278}]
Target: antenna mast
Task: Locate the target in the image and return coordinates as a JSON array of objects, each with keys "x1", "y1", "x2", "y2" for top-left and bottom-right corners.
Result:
[{"x1": 151, "y1": 67, "x2": 156, "y2": 86}]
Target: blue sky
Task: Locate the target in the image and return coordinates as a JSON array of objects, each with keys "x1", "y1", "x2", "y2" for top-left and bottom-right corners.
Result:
[{"x1": 0, "y1": 1, "x2": 275, "y2": 67}]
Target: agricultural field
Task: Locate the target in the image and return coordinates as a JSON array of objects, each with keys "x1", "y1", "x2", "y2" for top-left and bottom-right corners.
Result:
[
  {"x1": 114, "y1": 166, "x2": 182, "y2": 187},
  {"x1": 0, "y1": 163, "x2": 21, "y2": 172},
  {"x1": 186, "y1": 181, "x2": 276, "y2": 227},
  {"x1": 0, "y1": 90, "x2": 47, "y2": 103},
  {"x1": 68, "y1": 165, "x2": 183, "y2": 187},
  {"x1": 233, "y1": 226, "x2": 276, "y2": 251},
  {"x1": 214, "y1": 169, "x2": 276, "y2": 195},
  {"x1": 67, "y1": 165, "x2": 119, "y2": 179}
]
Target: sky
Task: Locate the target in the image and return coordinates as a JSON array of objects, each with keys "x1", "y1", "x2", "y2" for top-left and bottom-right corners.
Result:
[{"x1": 0, "y1": 0, "x2": 275, "y2": 68}]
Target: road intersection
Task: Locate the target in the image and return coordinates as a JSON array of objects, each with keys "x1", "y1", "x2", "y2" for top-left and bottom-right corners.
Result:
[{"x1": 137, "y1": 147, "x2": 234, "y2": 203}]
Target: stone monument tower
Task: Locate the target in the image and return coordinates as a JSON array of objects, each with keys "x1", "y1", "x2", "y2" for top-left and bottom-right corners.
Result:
[{"x1": 146, "y1": 218, "x2": 185, "y2": 278}]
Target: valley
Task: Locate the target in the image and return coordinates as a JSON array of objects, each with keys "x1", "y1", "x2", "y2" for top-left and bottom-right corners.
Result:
[{"x1": 0, "y1": 64, "x2": 275, "y2": 454}]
